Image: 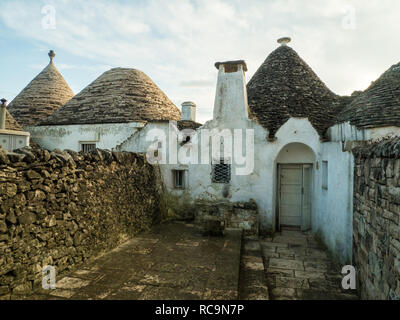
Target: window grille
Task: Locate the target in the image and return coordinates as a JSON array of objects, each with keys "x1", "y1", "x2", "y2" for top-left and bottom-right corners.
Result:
[
  {"x1": 81, "y1": 143, "x2": 96, "y2": 153},
  {"x1": 212, "y1": 159, "x2": 231, "y2": 184},
  {"x1": 322, "y1": 161, "x2": 328, "y2": 190},
  {"x1": 173, "y1": 170, "x2": 185, "y2": 189}
]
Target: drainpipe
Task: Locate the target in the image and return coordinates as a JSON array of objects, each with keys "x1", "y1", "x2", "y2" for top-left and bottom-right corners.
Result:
[{"x1": 0, "y1": 98, "x2": 7, "y2": 130}]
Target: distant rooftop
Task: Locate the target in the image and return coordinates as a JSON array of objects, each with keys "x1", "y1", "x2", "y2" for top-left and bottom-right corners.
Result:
[
  {"x1": 7, "y1": 51, "x2": 74, "y2": 128},
  {"x1": 40, "y1": 68, "x2": 181, "y2": 126}
]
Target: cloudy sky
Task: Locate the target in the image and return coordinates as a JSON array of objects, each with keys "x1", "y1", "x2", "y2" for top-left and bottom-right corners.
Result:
[{"x1": 0, "y1": 0, "x2": 399, "y2": 123}]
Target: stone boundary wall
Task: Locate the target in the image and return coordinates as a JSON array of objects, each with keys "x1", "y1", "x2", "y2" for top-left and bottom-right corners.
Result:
[
  {"x1": 353, "y1": 138, "x2": 400, "y2": 300},
  {"x1": 0, "y1": 147, "x2": 161, "y2": 298},
  {"x1": 195, "y1": 199, "x2": 259, "y2": 236}
]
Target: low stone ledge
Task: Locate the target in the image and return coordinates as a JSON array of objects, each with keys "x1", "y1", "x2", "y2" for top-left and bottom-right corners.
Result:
[{"x1": 195, "y1": 199, "x2": 259, "y2": 236}]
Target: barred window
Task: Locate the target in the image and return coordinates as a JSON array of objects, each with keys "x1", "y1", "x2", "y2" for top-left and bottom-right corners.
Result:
[
  {"x1": 212, "y1": 159, "x2": 231, "y2": 184},
  {"x1": 173, "y1": 170, "x2": 185, "y2": 189},
  {"x1": 322, "y1": 161, "x2": 328, "y2": 190},
  {"x1": 81, "y1": 143, "x2": 96, "y2": 153}
]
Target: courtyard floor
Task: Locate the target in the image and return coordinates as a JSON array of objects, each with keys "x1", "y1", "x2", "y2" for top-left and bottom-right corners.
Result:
[
  {"x1": 15, "y1": 223, "x2": 358, "y2": 300},
  {"x1": 24, "y1": 222, "x2": 243, "y2": 300},
  {"x1": 240, "y1": 228, "x2": 358, "y2": 300}
]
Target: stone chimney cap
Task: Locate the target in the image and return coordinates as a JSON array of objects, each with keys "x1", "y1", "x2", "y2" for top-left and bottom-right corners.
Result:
[
  {"x1": 0, "y1": 98, "x2": 7, "y2": 106},
  {"x1": 182, "y1": 101, "x2": 196, "y2": 107},
  {"x1": 277, "y1": 37, "x2": 291, "y2": 46},
  {"x1": 215, "y1": 60, "x2": 248, "y2": 72},
  {"x1": 49, "y1": 50, "x2": 56, "y2": 62}
]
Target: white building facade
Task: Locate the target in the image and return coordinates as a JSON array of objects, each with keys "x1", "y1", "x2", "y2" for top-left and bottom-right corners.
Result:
[{"x1": 19, "y1": 41, "x2": 400, "y2": 264}]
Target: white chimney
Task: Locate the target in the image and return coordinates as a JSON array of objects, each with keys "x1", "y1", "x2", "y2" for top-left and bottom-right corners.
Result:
[
  {"x1": 213, "y1": 60, "x2": 249, "y2": 124},
  {"x1": 0, "y1": 98, "x2": 7, "y2": 130},
  {"x1": 181, "y1": 101, "x2": 196, "y2": 122}
]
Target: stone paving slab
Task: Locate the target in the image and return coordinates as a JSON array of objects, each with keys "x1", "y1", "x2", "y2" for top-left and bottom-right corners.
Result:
[
  {"x1": 249, "y1": 228, "x2": 359, "y2": 300},
  {"x1": 239, "y1": 239, "x2": 270, "y2": 300},
  {"x1": 13, "y1": 222, "x2": 242, "y2": 300}
]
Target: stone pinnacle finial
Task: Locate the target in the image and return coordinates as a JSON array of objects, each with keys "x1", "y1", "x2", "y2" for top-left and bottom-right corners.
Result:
[
  {"x1": 48, "y1": 50, "x2": 55, "y2": 63},
  {"x1": 277, "y1": 37, "x2": 291, "y2": 46}
]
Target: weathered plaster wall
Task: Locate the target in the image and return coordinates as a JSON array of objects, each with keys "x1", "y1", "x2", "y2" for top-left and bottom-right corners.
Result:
[
  {"x1": 182, "y1": 117, "x2": 354, "y2": 262},
  {"x1": 353, "y1": 138, "x2": 400, "y2": 300},
  {"x1": 180, "y1": 117, "x2": 323, "y2": 234},
  {"x1": 27, "y1": 122, "x2": 145, "y2": 152},
  {"x1": 118, "y1": 121, "x2": 196, "y2": 219},
  {"x1": 328, "y1": 122, "x2": 400, "y2": 142},
  {"x1": 314, "y1": 142, "x2": 354, "y2": 264},
  {"x1": 0, "y1": 146, "x2": 161, "y2": 298},
  {"x1": 0, "y1": 130, "x2": 30, "y2": 152}
]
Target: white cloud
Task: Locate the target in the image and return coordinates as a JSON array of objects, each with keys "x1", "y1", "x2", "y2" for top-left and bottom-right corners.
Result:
[{"x1": 1, "y1": 0, "x2": 400, "y2": 123}]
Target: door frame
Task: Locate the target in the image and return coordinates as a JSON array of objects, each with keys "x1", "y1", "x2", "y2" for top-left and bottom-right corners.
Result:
[{"x1": 276, "y1": 163, "x2": 313, "y2": 231}]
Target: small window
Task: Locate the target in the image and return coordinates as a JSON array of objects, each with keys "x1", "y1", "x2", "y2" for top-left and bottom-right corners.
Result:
[
  {"x1": 322, "y1": 161, "x2": 328, "y2": 190},
  {"x1": 81, "y1": 143, "x2": 96, "y2": 153},
  {"x1": 212, "y1": 158, "x2": 231, "y2": 184},
  {"x1": 173, "y1": 170, "x2": 185, "y2": 189}
]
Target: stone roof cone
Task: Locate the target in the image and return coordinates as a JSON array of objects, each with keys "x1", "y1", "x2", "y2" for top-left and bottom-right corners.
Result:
[
  {"x1": 40, "y1": 68, "x2": 181, "y2": 126},
  {"x1": 247, "y1": 38, "x2": 343, "y2": 140},
  {"x1": 0, "y1": 98, "x2": 24, "y2": 131},
  {"x1": 7, "y1": 50, "x2": 74, "y2": 128},
  {"x1": 5, "y1": 110, "x2": 23, "y2": 131},
  {"x1": 337, "y1": 62, "x2": 400, "y2": 128}
]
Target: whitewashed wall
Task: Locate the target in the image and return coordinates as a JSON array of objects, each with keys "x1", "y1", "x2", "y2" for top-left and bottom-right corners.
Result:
[
  {"x1": 0, "y1": 130, "x2": 30, "y2": 151},
  {"x1": 314, "y1": 141, "x2": 354, "y2": 264},
  {"x1": 27, "y1": 122, "x2": 146, "y2": 151},
  {"x1": 328, "y1": 122, "x2": 400, "y2": 142}
]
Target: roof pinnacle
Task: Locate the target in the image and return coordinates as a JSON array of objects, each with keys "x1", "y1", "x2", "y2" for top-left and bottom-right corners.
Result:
[
  {"x1": 48, "y1": 50, "x2": 55, "y2": 63},
  {"x1": 277, "y1": 37, "x2": 291, "y2": 46}
]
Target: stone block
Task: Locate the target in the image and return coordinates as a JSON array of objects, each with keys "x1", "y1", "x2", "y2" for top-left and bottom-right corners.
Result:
[{"x1": 202, "y1": 216, "x2": 225, "y2": 236}]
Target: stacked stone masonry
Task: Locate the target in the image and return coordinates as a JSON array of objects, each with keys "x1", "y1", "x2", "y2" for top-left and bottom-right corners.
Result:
[
  {"x1": 353, "y1": 137, "x2": 400, "y2": 300},
  {"x1": 195, "y1": 200, "x2": 259, "y2": 236},
  {"x1": 0, "y1": 146, "x2": 161, "y2": 298}
]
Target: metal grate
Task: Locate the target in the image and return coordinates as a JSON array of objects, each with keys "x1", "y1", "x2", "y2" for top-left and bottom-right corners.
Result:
[
  {"x1": 322, "y1": 161, "x2": 328, "y2": 190},
  {"x1": 173, "y1": 170, "x2": 185, "y2": 189},
  {"x1": 81, "y1": 143, "x2": 96, "y2": 153},
  {"x1": 212, "y1": 159, "x2": 231, "y2": 184}
]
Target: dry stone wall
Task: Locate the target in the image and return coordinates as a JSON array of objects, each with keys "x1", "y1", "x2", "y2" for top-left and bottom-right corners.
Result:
[
  {"x1": 195, "y1": 199, "x2": 259, "y2": 236},
  {"x1": 0, "y1": 146, "x2": 161, "y2": 298},
  {"x1": 353, "y1": 138, "x2": 400, "y2": 300}
]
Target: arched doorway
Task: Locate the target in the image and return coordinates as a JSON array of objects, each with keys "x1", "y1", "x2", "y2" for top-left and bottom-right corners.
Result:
[{"x1": 276, "y1": 143, "x2": 315, "y2": 231}]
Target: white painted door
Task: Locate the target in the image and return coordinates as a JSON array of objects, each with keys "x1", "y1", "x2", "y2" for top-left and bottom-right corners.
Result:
[
  {"x1": 279, "y1": 164, "x2": 312, "y2": 230},
  {"x1": 279, "y1": 165, "x2": 303, "y2": 227}
]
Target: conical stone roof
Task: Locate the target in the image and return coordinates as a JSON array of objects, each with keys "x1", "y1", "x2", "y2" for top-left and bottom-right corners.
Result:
[
  {"x1": 336, "y1": 62, "x2": 400, "y2": 128},
  {"x1": 4, "y1": 110, "x2": 23, "y2": 131},
  {"x1": 8, "y1": 51, "x2": 74, "y2": 128},
  {"x1": 247, "y1": 44, "x2": 343, "y2": 140},
  {"x1": 40, "y1": 68, "x2": 181, "y2": 126}
]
